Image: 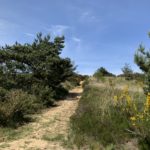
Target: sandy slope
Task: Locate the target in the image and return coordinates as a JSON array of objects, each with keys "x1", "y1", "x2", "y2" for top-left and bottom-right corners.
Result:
[{"x1": 0, "y1": 86, "x2": 83, "y2": 150}]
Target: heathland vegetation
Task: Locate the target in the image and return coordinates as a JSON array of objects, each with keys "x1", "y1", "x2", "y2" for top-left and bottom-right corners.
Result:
[{"x1": 0, "y1": 33, "x2": 150, "y2": 150}]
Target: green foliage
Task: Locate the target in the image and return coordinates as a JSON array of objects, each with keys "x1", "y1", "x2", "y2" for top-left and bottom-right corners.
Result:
[
  {"x1": 0, "y1": 33, "x2": 74, "y2": 99},
  {"x1": 0, "y1": 90, "x2": 40, "y2": 127},
  {"x1": 0, "y1": 33, "x2": 75, "y2": 126},
  {"x1": 71, "y1": 86, "x2": 128, "y2": 148},
  {"x1": 71, "y1": 80, "x2": 144, "y2": 149},
  {"x1": 67, "y1": 73, "x2": 81, "y2": 87},
  {"x1": 0, "y1": 87, "x2": 8, "y2": 102},
  {"x1": 53, "y1": 85, "x2": 68, "y2": 100},
  {"x1": 31, "y1": 84, "x2": 54, "y2": 106},
  {"x1": 144, "y1": 70, "x2": 150, "y2": 94},
  {"x1": 63, "y1": 73, "x2": 88, "y2": 90},
  {"x1": 132, "y1": 73, "x2": 144, "y2": 82},
  {"x1": 134, "y1": 35, "x2": 150, "y2": 94},
  {"x1": 94, "y1": 67, "x2": 115, "y2": 81},
  {"x1": 121, "y1": 63, "x2": 133, "y2": 80}
]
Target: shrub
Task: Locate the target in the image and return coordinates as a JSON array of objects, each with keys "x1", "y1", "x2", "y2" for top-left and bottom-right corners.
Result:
[
  {"x1": 71, "y1": 82, "x2": 145, "y2": 149},
  {"x1": 31, "y1": 84, "x2": 54, "y2": 106},
  {"x1": 93, "y1": 67, "x2": 115, "y2": 81},
  {"x1": 127, "y1": 92, "x2": 150, "y2": 149},
  {"x1": 0, "y1": 87, "x2": 8, "y2": 102},
  {"x1": 62, "y1": 81, "x2": 74, "y2": 90},
  {"x1": 71, "y1": 86, "x2": 128, "y2": 148},
  {"x1": 121, "y1": 64, "x2": 133, "y2": 80},
  {"x1": 0, "y1": 90, "x2": 41, "y2": 127},
  {"x1": 53, "y1": 85, "x2": 68, "y2": 100}
]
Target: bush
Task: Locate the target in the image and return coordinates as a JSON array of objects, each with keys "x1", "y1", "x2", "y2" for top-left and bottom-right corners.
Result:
[
  {"x1": 62, "y1": 81, "x2": 74, "y2": 90},
  {"x1": 71, "y1": 86, "x2": 127, "y2": 147},
  {"x1": 93, "y1": 67, "x2": 115, "y2": 81},
  {"x1": 71, "y1": 82, "x2": 145, "y2": 149},
  {"x1": 31, "y1": 84, "x2": 54, "y2": 106},
  {"x1": 54, "y1": 85, "x2": 68, "y2": 100},
  {"x1": 0, "y1": 87, "x2": 8, "y2": 102},
  {"x1": 121, "y1": 64, "x2": 133, "y2": 80},
  {"x1": 0, "y1": 90, "x2": 41, "y2": 127}
]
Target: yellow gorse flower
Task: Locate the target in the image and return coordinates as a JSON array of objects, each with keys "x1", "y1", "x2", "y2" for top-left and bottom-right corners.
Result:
[
  {"x1": 144, "y1": 93, "x2": 150, "y2": 112},
  {"x1": 113, "y1": 85, "x2": 134, "y2": 109},
  {"x1": 132, "y1": 123, "x2": 136, "y2": 126},
  {"x1": 130, "y1": 116, "x2": 136, "y2": 121},
  {"x1": 126, "y1": 95, "x2": 131, "y2": 106},
  {"x1": 113, "y1": 96, "x2": 119, "y2": 106},
  {"x1": 137, "y1": 114, "x2": 144, "y2": 120},
  {"x1": 113, "y1": 96, "x2": 118, "y2": 102},
  {"x1": 146, "y1": 93, "x2": 150, "y2": 107}
]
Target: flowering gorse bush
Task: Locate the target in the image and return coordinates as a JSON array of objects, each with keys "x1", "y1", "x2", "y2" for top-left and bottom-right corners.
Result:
[
  {"x1": 113, "y1": 86, "x2": 137, "y2": 117},
  {"x1": 129, "y1": 93, "x2": 150, "y2": 126},
  {"x1": 71, "y1": 79, "x2": 149, "y2": 149},
  {"x1": 113, "y1": 87, "x2": 150, "y2": 148}
]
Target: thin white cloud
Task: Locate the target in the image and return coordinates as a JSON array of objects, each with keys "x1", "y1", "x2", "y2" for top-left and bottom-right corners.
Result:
[
  {"x1": 72, "y1": 37, "x2": 81, "y2": 43},
  {"x1": 80, "y1": 11, "x2": 98, "y2": 23},
  {"x1": 45, "y1": 25, "x2": 69, "y2": 36},
  {"x1": 71, "y1": 37, "x2": 82, "y2": 51},
  {"x1": 24, "y1": 33, "x2": 34, "y2": 37}
]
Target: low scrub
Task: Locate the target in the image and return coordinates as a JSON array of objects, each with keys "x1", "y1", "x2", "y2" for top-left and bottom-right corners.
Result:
[
  {"x1": 31, "y1": 84, "x2": 54, "y2": 106},
  {"x1": 71, "y1": 81, "x2": 149, "y2": 149},
  {"x1": 0, "y1": 89, "x2": 41, "y2": 127}
]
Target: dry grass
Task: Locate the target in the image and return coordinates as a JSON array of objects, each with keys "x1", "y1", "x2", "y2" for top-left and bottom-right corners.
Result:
[{"x1": 70, "y1": 77, "x2": 145, "y2": 149}]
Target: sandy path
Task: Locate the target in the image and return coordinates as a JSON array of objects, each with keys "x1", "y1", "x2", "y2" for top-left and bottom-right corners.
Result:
[{"x1": 0, "y1": 85, "x2": 83, "y2": 150}]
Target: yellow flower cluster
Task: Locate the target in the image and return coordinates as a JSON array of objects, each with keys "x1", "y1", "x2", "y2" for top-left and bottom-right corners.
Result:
[
  {"x1": 113, "y1": 86, "x2": 133, "y2": 108},
  {"x1": 130, "y1": 114, "x2": 144, "y2": 121},
  {"x1": 130, "y1": 113, "x2": 145, "y2": 127},
  {"x1": 129, "y1": 93, "x2": 150, "y2": 127},
  {"x1": 144, "y1": 93, "x2": 150, "y2": 112},
  {"x1": 130, "y1": 116, "x2": 136, "y2": 121},
  {"x1": 113, "y1": 96, "x2": 118, "y2": 105},
  {"x1": 113, "y1": 87, "x2": 150, "y2": 128}
]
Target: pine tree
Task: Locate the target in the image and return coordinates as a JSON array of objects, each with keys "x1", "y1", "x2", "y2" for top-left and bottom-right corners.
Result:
[
  {"x1": 94, "y1": 67, "x2": 115, "y2": 79},
  {"x1": 0, "y1": 33, "x2": 75, "y2": 105},
  {"x1": 121, "y1": 63, "x2": 133, "y2": 80},
  {"x1": 134, "y1": 34, "x2": 150, "y2": 94}
]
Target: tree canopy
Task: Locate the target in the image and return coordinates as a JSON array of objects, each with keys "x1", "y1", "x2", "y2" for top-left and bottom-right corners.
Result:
[
  {"x1": 121, "y1": 63, "x2": 133, "y2": 80},
  {"x1": 93, "y1": 67, "x2": 115, "y2": 79},
  {"x1": 0, "y1": 33, "x2": 75, "y2": 105}
]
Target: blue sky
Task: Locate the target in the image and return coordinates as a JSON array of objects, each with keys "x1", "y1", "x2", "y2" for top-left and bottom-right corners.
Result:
[{"x1": 0, "y1": 0, "x2": 150, "y2": 75}]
